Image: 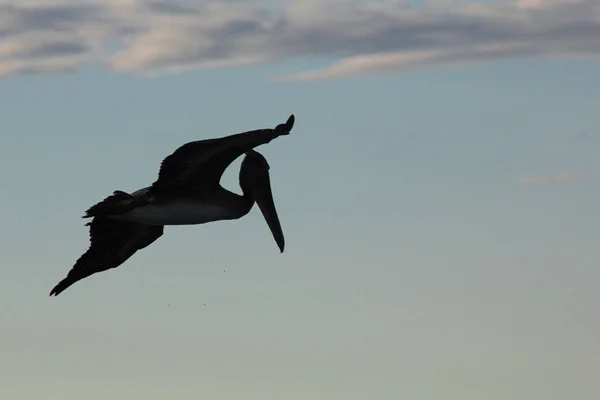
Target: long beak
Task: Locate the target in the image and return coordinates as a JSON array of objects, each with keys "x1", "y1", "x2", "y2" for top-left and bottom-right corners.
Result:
[{"x1": 254, "y1": 168, "x2": 285, "y2": 253}]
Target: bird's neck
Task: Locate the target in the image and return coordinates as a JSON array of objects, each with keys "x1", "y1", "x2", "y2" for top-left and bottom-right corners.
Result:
[{"x1": 233, "y1": 187, "x2": 254, "y2": 217}]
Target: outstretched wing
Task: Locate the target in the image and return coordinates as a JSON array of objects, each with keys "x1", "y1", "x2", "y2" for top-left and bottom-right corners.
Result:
[
  {"x1": 49, "y1": 217, "x2": 164, "y2": 296},
  {"x1": 151, "y1": 114, "x2": 294, "y2": 191}
]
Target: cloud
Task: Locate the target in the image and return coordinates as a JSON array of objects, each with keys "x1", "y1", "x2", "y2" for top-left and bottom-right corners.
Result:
[
  {"x1": 0, "y1": 0, "x2": 599, "y2": 80},
  {"x1": 517, "y1": 173, "x2": 600, "y2": 184}
]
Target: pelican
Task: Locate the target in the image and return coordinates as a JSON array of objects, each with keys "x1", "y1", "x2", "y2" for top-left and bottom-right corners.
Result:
[{"x1": 49, "y1": 114, "x2": 295, "y2": 296}]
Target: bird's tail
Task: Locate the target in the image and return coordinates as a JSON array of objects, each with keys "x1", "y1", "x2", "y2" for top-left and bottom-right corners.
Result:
[{"x1": 83, "y1": 190, "x2": 147, "y2": 218}]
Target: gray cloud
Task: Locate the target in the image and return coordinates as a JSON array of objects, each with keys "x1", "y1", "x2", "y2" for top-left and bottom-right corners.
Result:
[{"x1": 0, "y1": 0, "x2": 598, "y2": 80}]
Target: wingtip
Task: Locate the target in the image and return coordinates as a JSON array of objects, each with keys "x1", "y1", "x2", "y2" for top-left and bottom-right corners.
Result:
[
  {"x1": 286, "y1": 114, "x2": 295, "y2": 130},
  {"x1": 49, "y1": 278, "x2": 69, "y2": 297}
]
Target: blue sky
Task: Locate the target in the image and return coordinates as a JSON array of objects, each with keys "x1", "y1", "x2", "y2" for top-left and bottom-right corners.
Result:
[{"x1": 1, "y1": 1, "x2": 599, "y2": 399}]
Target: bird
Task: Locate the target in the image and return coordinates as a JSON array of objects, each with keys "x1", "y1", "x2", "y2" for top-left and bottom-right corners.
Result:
[{"x1": 49, "y1": 114, "x2": 295, "y2": 296}]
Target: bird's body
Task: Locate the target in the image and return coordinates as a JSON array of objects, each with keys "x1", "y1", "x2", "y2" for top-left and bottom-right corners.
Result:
[
  {"x1": 116, "y1": 199, "x2": 235, "y2": 226},
  {"x1": 49, "y1": 114, "x2": 295, "y2": 296},
  {"x1": 106, "y1": 187, "x2": 247, "y2": 226}
]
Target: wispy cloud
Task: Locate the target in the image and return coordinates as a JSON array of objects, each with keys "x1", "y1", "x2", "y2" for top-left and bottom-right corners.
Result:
[
  {"x1": 518, "y1": 173, "x2": 600, "y2": 184},
  {"x1": 0, "y1": 0, "x2": 599, "y2": 80}
]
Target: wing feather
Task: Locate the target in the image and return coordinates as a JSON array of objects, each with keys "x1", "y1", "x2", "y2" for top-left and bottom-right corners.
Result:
[
  {"x1": 151, "y1": 115, "x2": 294, "y2": 191},
  {"x1": 49, "y1": 217, "x2": 164, "y2": 296}
]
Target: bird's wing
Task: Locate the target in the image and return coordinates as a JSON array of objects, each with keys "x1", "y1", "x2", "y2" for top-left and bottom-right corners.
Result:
[
  {"x1": 49, "y1": 217, "x2": 164, "y2": 296},
  {"x1": 151, "y1": 115, "x2": 294, "y2": 191}
]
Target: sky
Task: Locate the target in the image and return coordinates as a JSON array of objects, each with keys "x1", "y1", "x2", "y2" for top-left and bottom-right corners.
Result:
[{"x1": 1, "y1": 0, "x2": 599, "y2": 399}]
